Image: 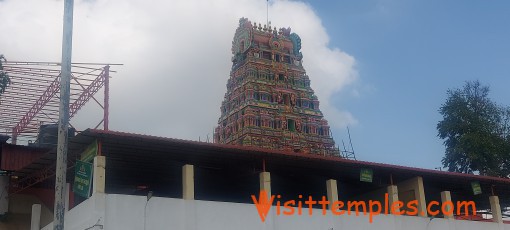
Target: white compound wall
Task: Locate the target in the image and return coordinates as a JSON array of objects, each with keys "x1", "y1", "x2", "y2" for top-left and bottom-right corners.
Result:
[{"x1": 42, "y1": 193, "x2": 510, "y2": 230}]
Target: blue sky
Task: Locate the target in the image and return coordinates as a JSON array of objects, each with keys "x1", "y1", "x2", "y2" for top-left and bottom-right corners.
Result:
[
  {"x1": 305, "y1": 0, "x2": 510, "y2": 169},
  {"x1": 1, "y1": 0, "x2": 508, "y2": 170}
]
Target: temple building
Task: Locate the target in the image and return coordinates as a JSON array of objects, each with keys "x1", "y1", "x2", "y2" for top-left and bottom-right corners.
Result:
[
  {"x1": 0, "y1": 18, "x2": 509, "y2": 230},
  {"x1": 215, "y1": 18, "x2": 339, "y2": 156}
]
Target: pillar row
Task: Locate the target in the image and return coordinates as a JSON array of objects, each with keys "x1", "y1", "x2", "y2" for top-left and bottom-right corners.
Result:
[
  {"x1": 326, "y1": 179, "x2": 338, "y2": 210},
  {"x1": 93, "y1": 156, "x2": 106, "y2": 195},
  {"x1": 30, "y1": 204, "x2": 41, "y2": 230},
  {"x1": 489, "y1": 196, "x2": 503, "y2": 223},
  {"x1": 396, "y1": 176, "x2": 427, "y2": 217},
  {"x1": 182, "y1": 164, "x2": 194, "y2": 200},
  {"x1": 440, "y1": 191, "x2": 453, "y2": 219},
  {"x1": 259, "y1": 172, "x2": 271, "y2": 197},
  {"x1": 387, "y1": 185, "x2": 400, "y2": 213}
]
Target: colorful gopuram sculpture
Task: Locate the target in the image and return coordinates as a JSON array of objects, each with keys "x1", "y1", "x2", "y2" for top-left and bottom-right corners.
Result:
[{"x1": 214, "y1": 18, "x2": 340, "y2": 156}]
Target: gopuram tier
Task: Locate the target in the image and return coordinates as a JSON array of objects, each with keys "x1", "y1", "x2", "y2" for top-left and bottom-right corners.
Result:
[{"x1": 214, "y1": 18, "x2": 340, "y2": 156}]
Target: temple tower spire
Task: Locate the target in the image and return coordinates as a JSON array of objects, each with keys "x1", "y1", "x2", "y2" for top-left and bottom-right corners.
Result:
[{"x1": 215, "y1": 18, "x2": 340, "y2": 156}]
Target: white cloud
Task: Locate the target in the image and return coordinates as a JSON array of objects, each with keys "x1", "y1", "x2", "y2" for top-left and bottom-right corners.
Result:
[{"x1": 0, "y1": 0, "x2": 358, "y2": 140}]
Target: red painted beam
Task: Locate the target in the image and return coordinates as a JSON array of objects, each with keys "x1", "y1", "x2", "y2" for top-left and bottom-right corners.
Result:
[
  {"x1": 11, "y1": 76, "x2": 61, "y2": 143},
  {"x1": 69, "y1": 67, "x2": 107, "y2": 119}
]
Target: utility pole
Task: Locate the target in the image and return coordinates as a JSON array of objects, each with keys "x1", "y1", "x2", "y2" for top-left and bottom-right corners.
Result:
[{"x1": 54, "y1": 0, "x2": 74, "y2": 229}]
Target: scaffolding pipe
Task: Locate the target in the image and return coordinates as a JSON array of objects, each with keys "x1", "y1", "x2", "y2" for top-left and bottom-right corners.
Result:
[
  {"x1": 104, "y1": 65, "x2": 109, "y2": 130},
  {"x1": 54, "y1": 0, "x2": 74, "y2": 229}
]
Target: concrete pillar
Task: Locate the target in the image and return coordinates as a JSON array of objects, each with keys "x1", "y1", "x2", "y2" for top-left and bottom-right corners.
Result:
[
  {"x1": 30, "y1": 204, "x2": 41, "y2": 230},
  {"x1": 489, "y1": 196, "x2": 503, "y2": 223},
  {"x1": 397, "y1": 176, "x2": 427, "y2": 217},
  {"x1": 326, "y1": 179, "x2": 338, "y2": 209},
  {"x1": 182, "y1": 164, "x2": 194, "y2": 200},
  {"x1": 93, "y1": 156, "x2": 106, "y2": 194},
  {"x1": 0, "y1": 175, "x2": 8, "y2": 215},
  {"x1": 440, "y1": 191, "x2": 453, "y2": 219},
  {"x1": 259, "y1": 172, "x2": 271, "y2": 197},
  {"x1": 414, "y1": 177, "x2": 426, "y2": 216},
  {"x1": 65, "y1": 183, "x2": 70, "y2": 212},
  {"x1": 387, "y1": 185, "x2": 399, "y2": 213}
]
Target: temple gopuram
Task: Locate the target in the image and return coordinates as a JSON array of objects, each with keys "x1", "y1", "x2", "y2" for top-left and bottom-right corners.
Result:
[{"x1": 214, "y1": 18, "x2": 340, "y2": 156}]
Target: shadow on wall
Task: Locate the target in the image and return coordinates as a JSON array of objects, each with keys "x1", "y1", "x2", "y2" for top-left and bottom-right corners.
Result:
[{"x1": 0, "y1": 194, "x2": 53, "y2": 229}]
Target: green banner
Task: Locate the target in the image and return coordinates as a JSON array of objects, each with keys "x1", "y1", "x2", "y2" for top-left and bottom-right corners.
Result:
[
  {"x1": 360, "y1": 168, "x2": 373, "y2": 183},
  {"x1": 73, "y1": 160, "x2": 93, "y2": 198},
  {"x1": 471, "y1": 181, "x2": 482, "y2": 195},
  {"x1": 81, "y1": 140, "x2": 98, "y2": 163}
]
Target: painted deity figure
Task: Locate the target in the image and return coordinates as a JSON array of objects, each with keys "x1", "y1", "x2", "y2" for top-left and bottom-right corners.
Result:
[
  {"x1": 290, "y1": 94, "x2": 296, "y2": 107},
  {"x1": 277, "y1": 92, "x2": 283, "y2": 104},
  {"x1": 296, "y1": 120, "x2": 302, "y2": 132}
]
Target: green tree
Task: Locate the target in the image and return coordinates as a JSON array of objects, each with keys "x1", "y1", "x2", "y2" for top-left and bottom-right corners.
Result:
[
  {"x1": 0, "y1": 54, "x2": 10, "y2": 95},
  {"x1": 437, "y1": 80, "x2": 510, "y2": 177}
]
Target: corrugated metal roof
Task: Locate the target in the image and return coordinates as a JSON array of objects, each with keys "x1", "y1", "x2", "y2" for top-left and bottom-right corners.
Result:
[{"x1": 1, "y1": 144, "x2": 49, "y2": 171}]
